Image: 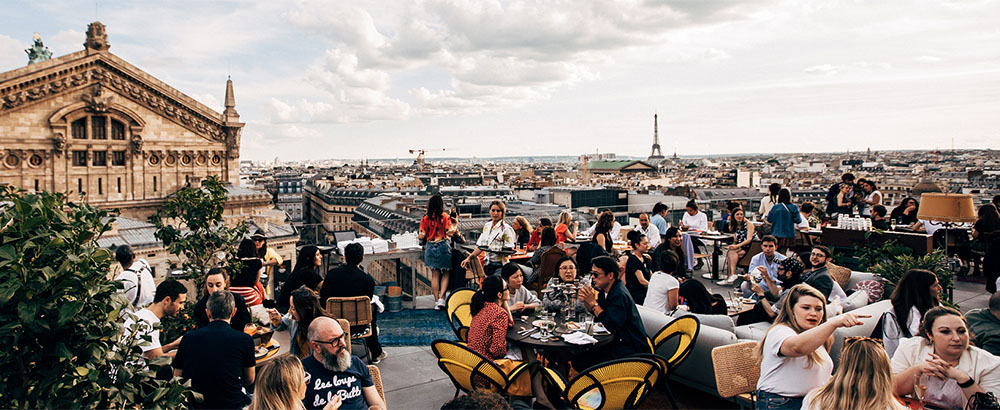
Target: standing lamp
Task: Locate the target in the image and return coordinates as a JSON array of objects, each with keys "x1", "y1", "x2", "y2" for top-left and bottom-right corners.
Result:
[{"x1": 916, "y1": 193, "x2": 977, "y2": 292}]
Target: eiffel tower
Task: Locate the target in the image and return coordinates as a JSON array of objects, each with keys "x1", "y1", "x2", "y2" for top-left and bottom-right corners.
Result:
[{"x1": 648, "y1": 113, "x2": 664, "y2": 160}]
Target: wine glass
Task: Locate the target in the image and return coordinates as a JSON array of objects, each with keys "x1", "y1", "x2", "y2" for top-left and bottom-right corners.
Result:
[{"x1": 913, "y1": 373, "x2": 928, "y2": 406}]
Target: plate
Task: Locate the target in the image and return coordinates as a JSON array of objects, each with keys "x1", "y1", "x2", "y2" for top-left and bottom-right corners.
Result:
[
  {"x1": 532, "y1": 319, "x2": 555, "y2": 328},
  {"x1": 740, "y1": 297, "x2": 757, "y2": 304}
]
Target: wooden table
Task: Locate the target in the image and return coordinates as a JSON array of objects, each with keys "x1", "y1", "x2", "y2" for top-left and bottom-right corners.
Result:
[
  {"x1": 821, "y1": 227, "x2": 933, "y2": 254},
  {"x1": 506, "y1": 314, "x2": 613, "y2": 354},
  {"x1": 726, "y1": 301, "x2": 756, "y2": 317}
]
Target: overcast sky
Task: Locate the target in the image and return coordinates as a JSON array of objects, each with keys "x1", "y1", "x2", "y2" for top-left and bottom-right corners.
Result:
[{"x1": 2, "y1": 0, "x2": 998, "y2": 161}]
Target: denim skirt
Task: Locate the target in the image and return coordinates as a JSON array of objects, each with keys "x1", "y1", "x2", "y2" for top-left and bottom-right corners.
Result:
[{"x1": 424, "y1": 240, "x2": 452, "y2": 270}]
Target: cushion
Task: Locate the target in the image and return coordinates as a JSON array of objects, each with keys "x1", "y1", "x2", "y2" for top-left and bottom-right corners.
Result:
[
  {"x1": 842, "y1": 290, "x2": 869, "y2": 312},
  {"x1": 675, "y1": 310, "x2": 735, "y2": 334},
  {"x1": 852, "y1": 279, "x2": 884, "y2": 304},
  {"x1": 827, "y1": 263, "x2": 852, "y2": 289}
]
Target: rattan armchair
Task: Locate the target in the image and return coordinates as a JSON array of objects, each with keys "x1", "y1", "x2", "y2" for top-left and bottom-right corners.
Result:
[
  {"x1": 711, "y1": 341, "x2": 760, "y2": 409},
  {"x1": 446, "y1": 288, "x2": 476, "y2": 342},
  {"x1": 431, "y1": 339, "x2": 539, "y2": 399},
  {"x1": 326, "y1": 295, "x2": 373, "y2": 361},
  {"x1": 540, "y1": 357, "x2": 661, "y2": 410}
]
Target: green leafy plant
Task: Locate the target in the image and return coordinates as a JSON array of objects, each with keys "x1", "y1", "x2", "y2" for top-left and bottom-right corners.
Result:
[
  {"x1": 870, "y1": 251, "x2": 956, "y2": 306},
  {"x1": 0, "y1": 186, "x2": 196, "y2": 408},
  {"x1": 160, "y1": 300, "x2": 198, "y2": 344},
  {"x1": 151, "y1": 176, "x2": 247, "y2": 294},
  {"x1": 857, "y1": 239, "x2": 911, "y2": 272}
]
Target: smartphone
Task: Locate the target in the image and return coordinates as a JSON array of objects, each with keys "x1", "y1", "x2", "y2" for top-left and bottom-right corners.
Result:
[{"x1": 262, "y1": 299, "x2": 276, "y2": 309}]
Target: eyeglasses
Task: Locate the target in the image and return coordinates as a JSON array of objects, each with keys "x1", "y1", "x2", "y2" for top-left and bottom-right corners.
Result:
[
  {"x1": 844, "y1": 336, "x2": 883, "y2": 347},
  {"x1": 313, "y1": 333, "x2": 346, "y2": 346}
]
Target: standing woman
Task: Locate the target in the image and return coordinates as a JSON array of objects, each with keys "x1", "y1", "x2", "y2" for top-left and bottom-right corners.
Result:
[
  {"x1": 875, "y1": 269, "x2": 942, "y2": 357},
  {"x1": 419, "y1": 195, "x2": 455, "y2": 310},
  {"x1": 858, "y1": 179, "x2": 883, "y2": 218},
  {"x1": 973, "y1": 204, "x2": 1000, "y2": 293},
  {"x1": 759, "y1": 183, "x2": 781, "y2": 219},
  {"x1": 834, "y1": 183, "x2": 854, "y2": 216},
  {"x1": 623, "y1": 231, "x2": 652, "y2": 305},
  {"x1": 252, "y1": 230, "x2": 284, "y2": 272},
  {"x1": 232, "y1": 238, "x2": 268, "y2": 322},
  {"x1": 461, "y1": 200, "x2": 515, "y2": 276},
  {"x1": 592, "y1": 211, "x2": 616, "y2": 253},
  {"x1": 801, "y1": 337, "x2": 906, "y2": 410},
  {"x1": 892, "y1": 307, "x2": 1000, "y2": 410},
  {"x1": 554, "y1": 211, "x2": 578, "y2": 244},
  {"x1": 277, "y1": 245, "x2": 323, "y2": 313},
  {"x1": 511, "y1": 216, "x2": 532, "y2": 249},
  {"x1": 720, "y1": 208, "x2": 755, "y2": 285},
  {"x1": 766, "y1": 189, "x2": 802, "y2": 254},
  {"x1": 755, "y1": 284, "x2": 868, "y2": 410}
]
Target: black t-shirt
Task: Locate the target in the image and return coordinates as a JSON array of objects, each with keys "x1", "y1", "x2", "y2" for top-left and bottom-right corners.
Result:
[
  {"x1": 173, "y1": 321, "x2": 255, "y2": 409},
  {"x1": 193, "y1": 292, "x2": 252, "y2": 332},
  {"x1": 301, "y1": 354, "x2": 373, "y2": 410},
  {"x1": 278, "y1": 267, "x2": 323, "y2": 310},
  {"x1": 516, "y1": 229, "x2": 530, "y2": 246},
  {"x1": 624, "y1": 253, "x2": 651, "y2": 305},
  {"x1": 320, "y1": 265, "x2": 375, "y2": 302}
]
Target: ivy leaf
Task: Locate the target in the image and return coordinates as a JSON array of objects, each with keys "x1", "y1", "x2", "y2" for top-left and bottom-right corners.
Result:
[{"x1": 58, "y1": 301, "x2": 84, "y2": 325}]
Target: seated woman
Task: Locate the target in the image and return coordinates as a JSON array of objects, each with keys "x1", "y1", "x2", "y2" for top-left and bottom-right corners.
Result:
[
  {"x1": 527, "y1": 227, "x2": 557, "y2": 286},
  {"x1": 643, "y1": 248, "x2": 682, "y2": 314},
  {"x1": 193, "y1": 268, "x2": 253, "y2": 331},
  {"x1": 541, "y1": 256, "x2": 586, "y2": 314},
  {"x1": 623, "y1": 230, "x2": 652, "y2": 305},
  {"x1": 231, "y1": 238, "x2": 269, "y2": 323},
  {"x1": 512, "y1": 216, "x2": 533, "y2": 249},
  {"x1": 276, "y1": 245, "x2": 323, "y2": 313},
  {"x1": 467, "y1": 275, "x2": 552, "y2": 408},
  {"x1": 756, "y1": 284, "x2": 868, "y2": 409},
  {"x1": 876, "y1": 269, "x2": 942, "y2": 357},
  {"x1": 677, "y1": 279, "x2": 727, "y2": 315},
  {"x1": 591, "y1": 211, "x2": 616, "y2": 253},
  {"x1": 269, "y1": 286, "x2": 326, "y2": 358},
  {"x1": 501, "y1": 263, "x2": 540, "y2": 315},
  {"x1": 892, "y1": 306, "x2": 1000, "y2": 410},
  {"x1": 720, "y1": 208, "x2": 755, "y2": 285},
  {"x1": 802, "y1": 337, "x2": 906, "y2": 410}
]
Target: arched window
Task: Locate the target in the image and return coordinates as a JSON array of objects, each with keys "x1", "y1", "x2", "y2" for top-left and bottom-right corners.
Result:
[{"x1": 67, "y1": 115, "x2": 128, "y2": 140}]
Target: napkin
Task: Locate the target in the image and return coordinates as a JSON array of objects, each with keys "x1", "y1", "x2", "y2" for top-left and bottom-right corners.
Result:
[
  {"x1": 592, "y1": 323, "x2": 609, "y2": 333},
  {"x1": 562, "y1": 331, "x2": 599, "y2": 345}
]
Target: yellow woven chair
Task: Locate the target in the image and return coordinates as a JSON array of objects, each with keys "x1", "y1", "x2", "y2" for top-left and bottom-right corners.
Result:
[
  {"x1": 431, "y1": 339, "x2": 538, "y2": 399},
  {"x1": 446, "y1": 288, "x2": 476, "y2": 341},
  {"x1": 368, "y1": 365, "x2": 386, "y2": 406},
  {"x1": 541, "y1": 357, "x2": 660, "y2": 410},
  {"x1": 644, "y1": 315, "x2": 700, "y2": 409},
  {"x1": 711, "y1": 341, "x2": 761, "y2": 409}
]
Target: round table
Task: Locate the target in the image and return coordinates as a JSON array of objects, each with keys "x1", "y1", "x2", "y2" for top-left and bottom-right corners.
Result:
[{"x1": 505, "y1": 314, "x2": 613, "y2": 353}]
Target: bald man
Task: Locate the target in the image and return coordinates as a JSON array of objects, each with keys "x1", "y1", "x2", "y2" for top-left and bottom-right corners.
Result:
[{"x1": 301, "y1": 317, "x2": 386, "y2": 410}]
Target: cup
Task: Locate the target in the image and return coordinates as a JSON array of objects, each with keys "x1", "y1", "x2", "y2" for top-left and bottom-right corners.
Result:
[{"x1": 584, "y1": 316, "x2": 594, "y2": 335}]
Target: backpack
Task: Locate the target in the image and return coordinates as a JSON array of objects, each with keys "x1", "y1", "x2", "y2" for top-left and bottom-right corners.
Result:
[{"x1": 120, "y1": 268, "x2": 142, "y2": 307}]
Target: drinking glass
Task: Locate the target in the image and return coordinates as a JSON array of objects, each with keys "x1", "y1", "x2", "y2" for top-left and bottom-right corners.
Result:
[
  {"x1": 731, "y1": 290, "x2": 742, "y2": 310},
  {"x1": 544, "y1": 320, "x2": 557, "y2": 337},
  {"x1": 913, "y1": 373, "x2": 928, "y2": 406}
]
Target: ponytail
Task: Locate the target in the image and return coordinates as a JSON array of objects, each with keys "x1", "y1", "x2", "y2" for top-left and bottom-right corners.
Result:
[{"x1": 471, "y1": 275, "x2": 505, "y2": 316}]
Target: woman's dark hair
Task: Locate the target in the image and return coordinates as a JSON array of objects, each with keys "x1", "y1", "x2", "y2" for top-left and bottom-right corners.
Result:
[
  {"x1": 727, "y1": 201, "x2": 743, "y2": 212},
  {"x1": 728, "y1": 208, "x2": 746, "y2": 232},
  {"x1": 555, "y1": 256, "x2": 577, "y2": 280},
  {"x1": 540, "y1": 227, "x2": 557, "y2": 247},
  {"x1": 595, "y1": 211, "x2": 614, "y2": 237},
  {"x1": 801, "y1": 202, "x2": 815, "y2": 214},
  {"x1": 294, "y1": 245, "x2": 319, "y2": 273},
  {"x1": 891, "y1": 197, "x2": 919, "y2": 219},
  {"x1": 678, "y1": 279, "x2": 715, "y2": 315},
  {"x1": 471, "y1": 275, "x2": 505, "y2": 317},
  {"x1": 664, "y1": 226, "x2": 680, "y2": 243},
  {"x1": 768, "y1": 183, "x2": 781, "y2": 202},
  {"x1": 206, "y1": 266, "x2": 228, "y2": 281},
  {"x1": 538, "y1": 217, "x2": 553, "y2": 227},
  {"x1": 291, "y1": 286, "x2": 324, "y2": 336},
  {"x1": 685, "y1": 200, "x2": 698, "y2": 211},
  {"x1": 978, "y1": 204, "x2": 1000, "y2": 228},
  {"x1": 657, "y1": 249, "x2": 679, "y2": 277},
  {"x1": 919, "y1": 306, "x2": 966, "y2": 340},
  {"x1": 797, "y1": 252, "x2": 813, "y2": 270},
  {"x1": 652, "y1": 202, "x2": 668, "y2": 215},
  {"x1": 237, "y1": 238, "x2": 258, "y2": 259},
  {"x1": 427, "y1": 194, "x2": 444, "y2": 219},
  {"x1": 500, "y1": 263, "x2": 522, "y2": 280},
  {"x1": 626, "y1": 230, "x2": 645, "y2": 247},
  {"x1": 590, "y1": 255, "x2": 620, "y2": 277},
  {"x1": 891, "y1": 269, "x2": 939, "y2": 332},
  {"x1": 778, "y1": 188, "x2": 792, "y2": 204},
  {"x1": 865, "y1": 180, "x2": 878, "y2": 191}
]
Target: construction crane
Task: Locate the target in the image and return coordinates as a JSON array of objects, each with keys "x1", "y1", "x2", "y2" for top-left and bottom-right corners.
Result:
[{"x1": 408, "y1": 148, "x2": 446, "y2": 171}]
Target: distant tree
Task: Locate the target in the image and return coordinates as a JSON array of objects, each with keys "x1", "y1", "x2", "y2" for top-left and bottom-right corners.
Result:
[
  {"x1": 685, "y1": 163, "x2": 698, "y2": 169},
  {"x1": 766, "y1": 158, "x2": 780, "y2": 165},
  {"x1": 0, "y1": 186, "x2": 196, "y2": 408},
  {"x1": 151, "y1": 175, "x2": 247, "y2": 292}
]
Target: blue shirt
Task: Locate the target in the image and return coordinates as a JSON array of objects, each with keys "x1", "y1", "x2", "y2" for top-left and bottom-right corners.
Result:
[
  {"x1": 743, "y1": 252, "x2": 787, "y2": 295},
  {"x1": 650, "y1": 214, "x2": 668, "y2": 238}
]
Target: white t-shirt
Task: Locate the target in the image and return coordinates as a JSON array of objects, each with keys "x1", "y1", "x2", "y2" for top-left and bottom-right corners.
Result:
[
  {"x1": 891, "y1": 336, "x2": 1000, "y2": 409},
  {"x1": 116, "y1": 259, "x2": 155, "y2": 308},
  {"x1": 760, "y1": 196, "x2": 776, "y2": 217},
  {"x1": 682, "y1": 211, "x2": 709, "y2": 231},
  {"x1": 123, "y1": 307, "x2": 161, "y2": 353},
  {"x1": 757, "y1": 324, "x2": 833, "y2": 397},
  {"x1": 633, "y1": 224, "x2": 661, "y2": 249},
  {"x1": 643, "y1": 271, "x2": 680, "y2": 314},
  {"x1": 797, "y1": 213, "x2": 810, "y2": 229}
]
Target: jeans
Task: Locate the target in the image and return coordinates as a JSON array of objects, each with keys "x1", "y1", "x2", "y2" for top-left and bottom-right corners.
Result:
[{"x1": 755, "y1": 390, "x2": 803, "y2": 410}]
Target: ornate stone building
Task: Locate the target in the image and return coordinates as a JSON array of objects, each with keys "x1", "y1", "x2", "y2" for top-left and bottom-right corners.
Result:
[{"x1": 0, "y1": 22, "x2": 244, "y2": 220}]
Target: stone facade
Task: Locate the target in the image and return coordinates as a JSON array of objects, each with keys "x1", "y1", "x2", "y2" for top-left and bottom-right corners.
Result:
[{"x1": 0, "y1": 22, "x2": 243, "y2": 221}]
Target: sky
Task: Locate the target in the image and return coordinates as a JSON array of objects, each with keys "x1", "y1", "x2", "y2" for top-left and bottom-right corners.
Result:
[{"x1": 1, "y1": 0, "x2": 998, "y2": 162}]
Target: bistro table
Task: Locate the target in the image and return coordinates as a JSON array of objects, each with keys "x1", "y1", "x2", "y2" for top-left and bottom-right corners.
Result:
[
  {"x1": 254, "y1": 338, "x2": 281, "y2": 364},
  {"x1": 506, "y1": 312, "x2": 614, "y2": 375},
  {"x1": 688, "y1": 231, "x2": 735, "y2": 281}
]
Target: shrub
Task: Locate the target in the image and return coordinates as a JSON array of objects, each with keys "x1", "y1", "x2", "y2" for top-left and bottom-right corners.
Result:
[{"x1": 0, "y1": 186, "x2": 195, "y2": 408}]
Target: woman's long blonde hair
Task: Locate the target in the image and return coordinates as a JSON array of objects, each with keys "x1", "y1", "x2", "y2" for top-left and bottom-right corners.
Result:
[
  {"x1": 250, "y1": 354, "x2": 307, "y2": 410},
  {"x1": 809, "y1": 338, "x2": 905, "y2": 410},
  {"x1": 756, "y1": 284, "x2": 831, "y2": 368},
  {"x1": 514, "y1": 215, "x2": 532, "y2": 234},
  {"x1": 557, "y1": 211, "x2": 572, "y2": 227}
]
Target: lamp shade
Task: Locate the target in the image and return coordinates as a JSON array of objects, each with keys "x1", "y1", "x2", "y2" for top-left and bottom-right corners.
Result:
[{"x1": 916, "y1": 193, "x2": 977, "y2": 223}]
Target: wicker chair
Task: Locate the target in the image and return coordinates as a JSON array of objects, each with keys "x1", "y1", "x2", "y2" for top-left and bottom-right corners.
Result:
[
  {"x1": 642, "y1": 316, "x2": 700, "y2": 409},
  {"x1": 541, "y1": 357, "x2": 660, "y2": 410},
  {"x1": 368, "y1": 365, "x2": 385, "y2": 406},
  {"x1": 431, "y1": 339, "x2": 538, "y2": 399},
  {"x1": 446, "y1": 288, "x2": 476, "y2": 342},
  {"x1": 827, "y1": 263, "x2": 852, "y2": 289},
  {"x1": 536, "y1": 246, "x2": 567, "y2": 290},
  {"x1": 711, "y1": 341, "x2": 760, "y2": 409},
  {"x1": 326, "y1": 296, "x2": 373, "y2": 362}
]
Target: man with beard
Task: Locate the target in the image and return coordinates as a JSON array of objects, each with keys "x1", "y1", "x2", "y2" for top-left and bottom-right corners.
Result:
[
  {"x1": 799, "y1": 245, "x2": 847, "y2": 302},
  {"x1": 123, "y1": 279, "x2": 187, "y2": 361},
  {"x1": 302, "y1": 317, "x2": 386, "y2": 410}
]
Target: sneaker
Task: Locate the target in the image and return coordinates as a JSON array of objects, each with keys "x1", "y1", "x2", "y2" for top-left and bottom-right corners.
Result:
[
  {"x1": 693, "y1": 260, "x2": 705, "y2": 270},
  {"x1": 371, "y1": 351, "x2": 388, "y2": 364},
  {"x1": 435, "y1": 298, "x2": 446, "y2": 310}
]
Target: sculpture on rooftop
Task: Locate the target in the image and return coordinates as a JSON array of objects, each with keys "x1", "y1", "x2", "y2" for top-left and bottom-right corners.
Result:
[
  {"x1": 84, "y1": 21, "x2": 110, "y2": 52},
  {"x1": 25, "y1": 33, "x2": 52, "y2": 65}
]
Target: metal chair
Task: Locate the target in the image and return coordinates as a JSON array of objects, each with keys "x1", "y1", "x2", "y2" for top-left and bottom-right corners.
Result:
[
  {"x1": 540, "y1": 357, "x2": 661, "y2": 410},
  {"x1": 326, "y1": 296, "x2": 373, "y2": 362},
  {"x1": 711, "y1": 341, "x2": 761, "y2": 409},
  {"x1": 446, "y1": 288, "x2": 476, "y2": 342},
  {"x1": 643, "y1": 316, "x2": 700, "y2": 409},
  {"x1": 431, "y1": 339, "x2": 538, "y2": 399}
]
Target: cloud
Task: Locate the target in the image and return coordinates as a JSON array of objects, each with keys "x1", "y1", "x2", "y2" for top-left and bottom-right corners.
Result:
[
  {"x1": 804, "y1": 62, "x2": 892, "y2": 75},
  {"x1": 0, "y1": 35, "x2": 24, "y2": 70},
  {"x1": 916, "y1": 55, "x2": 942, "y2": 63}
]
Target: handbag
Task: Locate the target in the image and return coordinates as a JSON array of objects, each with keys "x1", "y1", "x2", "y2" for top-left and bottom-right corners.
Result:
[{"x1": 967, "y1": 392, "x2": 1000, "y2": 409}]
